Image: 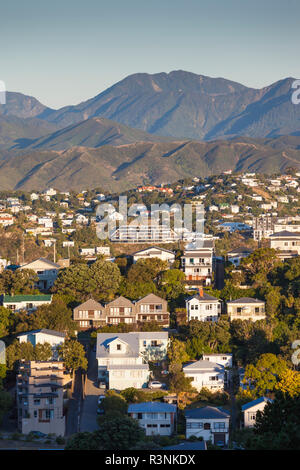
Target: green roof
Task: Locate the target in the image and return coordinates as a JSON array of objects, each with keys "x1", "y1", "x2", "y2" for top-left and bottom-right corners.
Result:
[{"x1": 3, "y1": 294, "x2": 52, "y2": 303}]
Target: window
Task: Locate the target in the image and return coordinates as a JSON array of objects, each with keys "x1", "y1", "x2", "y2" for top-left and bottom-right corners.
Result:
[
  {"x1": 214, "y1": 422, "x2": 226, "y2": 429},
  {"x1": 117, "y1": 344, "x2": 121, "y2": 351},
  {"x1": 137, "y1": 413, "x2": 143, "y2": 419},
  {"x1": 204, "y1": 422, "x2": 211, "y2": 430}
]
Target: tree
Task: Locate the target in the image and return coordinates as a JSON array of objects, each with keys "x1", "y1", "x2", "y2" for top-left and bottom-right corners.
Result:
[
  {"x1": 0, "y1": 390, "x2": 13, "y2": 425},
  {"x1": 99, "y1": 392, "x2": 127, "y2": 418},
  {"x1": 243, "y1": 353, "x2": 288, "y2": 396},
  {"x1": 0, "y1": 307, "x2": 14, "y2": 337},
  {"x1": 126, "y1": 258, "x2": 167, "y2": 284},
  {"x1": 57, "y1": 340, "x2": 87, "y2": 377},
  {"x1": 0, "y1": 269, "x2": 38, "y2": 295},
  {"x1": 95, "y1": 416, "x2": 146, "y2": 450},
  {"x1": 65, "y1": 432, "x2": 102, "y2": 450},
  {"x1": 167, "y1": 338, "x2": 190, "y2": 364},
  {"x1": 275, "y1": 369, "x2": 300, "y2": 397},
  {"x1": 246, "y1": 392, "x2": 300, "y2": 450},
  {"x1": 240, "y1": 248, "x2": 281, "y2": 287}
]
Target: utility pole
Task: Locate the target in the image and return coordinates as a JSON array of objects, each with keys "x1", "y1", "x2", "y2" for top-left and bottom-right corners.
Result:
[{"x1": 53, "y1": 241, "x2": 56, "y2": 263}]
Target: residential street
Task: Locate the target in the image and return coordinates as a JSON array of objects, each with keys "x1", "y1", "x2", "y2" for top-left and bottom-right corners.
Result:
[
  {"x1": 65, "y1": 369, "x2": 82, "y2": 436},
  {"x1": 80, "y1": 349, "x2": 103, "y2": 433}
]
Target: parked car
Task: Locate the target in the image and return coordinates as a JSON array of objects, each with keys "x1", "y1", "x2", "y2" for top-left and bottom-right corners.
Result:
[
  {"x1": 98, "y1": 381, "x2": 106, "y2": 389},
  {"x1": 29, "y1": 431, "x2": 48, "y2": 438},
  {"x1": 98, "y1": 395, "x2": 105, "y2": 404},
  {"x1": 149, "y1": 380, "x2": 164, "y2": 389}
]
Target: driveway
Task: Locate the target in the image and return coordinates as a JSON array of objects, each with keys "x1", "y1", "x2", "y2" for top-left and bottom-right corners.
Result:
[{"x1": 80, "y1": 349, "x2": 104, "y2": 432}]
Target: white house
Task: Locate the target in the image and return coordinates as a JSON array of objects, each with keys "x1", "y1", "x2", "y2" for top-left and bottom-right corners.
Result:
[
  {"x1": 227, "y1": 248, "x2": 252, "y2": 266},
  {"x1": 185, "y1": 406, "x2": 230, "y2": 446},
  {"x1": 202, "y1": 354, "x2": 232, "y2": 369},
  {"x1": 18, "y1": 258, "x2": 60, "y2": 291},
  {"x1": 132, "y1": 246, "x2": 175, "y2": 264},
  {"x1": 17, "y1": 329, "x2": 66, "y2": 358},
  {"x1": 2, "y1": 294, "x2": 52, "y2": 312},
  {"x1": 96, "y1": 332, "x2": 169, "y2": 390},
  {"x1": 128, "y1": 402, "x2": 176, "y2": 436},
  {"x1": 185, "y1": 290, "x2": 221, "y2": 322},
  {"x1": 242, "y1": 397, "x2": 272, "y2": 428},
  {"x1": 183, "y1": 360, "x2": 225, "y2": 392}
]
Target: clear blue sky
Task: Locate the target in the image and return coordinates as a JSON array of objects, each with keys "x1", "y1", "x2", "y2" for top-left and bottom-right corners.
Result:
[{"x1": 1, "y1": 0, "x2": 299, "y2": 109}]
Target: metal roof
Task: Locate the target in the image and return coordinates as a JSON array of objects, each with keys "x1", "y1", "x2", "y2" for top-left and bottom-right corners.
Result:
[
  {"x1": 128, "y1": 402, "x2": 176, "y2": 413},
  {"x1": 185, "y1": 406, "x2": 230, "y2": 420}
]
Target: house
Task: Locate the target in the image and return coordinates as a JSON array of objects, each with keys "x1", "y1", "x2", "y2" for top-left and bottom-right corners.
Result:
[
  {"x1": 105, "y1": 296, "x2": 136, "y2": 326},
  {"x1": 269, "y1": 231, "x2": 300, "y2": 255},
  {"x1": 185, "y1": 289, "x2": 221, "y2": 322},
  {"x1": 202, "y1": 354, "x2": 232, "y2": 369},
  {"x1": 2, "y1": 294, "x2": 52, "y2": 313},
  {"x1": 183, "y1": 360, "x2": 225, "y2": 391},
  {"x1": 242, "y1": 397, "x2": 272, "y2": 428},
  {"x1": 132, "y1": 246, "x2": 175, "y2": 264},
  {"x1": 181, "y1": 240, "x2": 214, "y2": 287},
  {"x1": 17, "y1": 361, "x2": 67, "y2": 436},
  {"x1": 73, "y1": 298, "x2": 106, "y2": 329},
  {"x1": 96, "y1": 333, "x2": 150, "y2": 390},
  {"x1": 0, "y1": 213, "x2": 14, "y2": 227},
  {"x1": 227, "y1": 297, "x2": 266, "y2": 322},
  {"x1": 128, "y1": 402, "x2": 176, "y2": 436},
  {"x1": 18, "y1": 258, "x2": 60, "y2": 291},
  {"x1": 227, "y1": 248, "x2": 252, "y2": 266},
  {"x1": 135, "y1": 293, "x2": 170, "y2": 327},
  {"x1": 17, "y1": 329, "x2": 66, "y2": 359},
  {"x1": 185, "y1": 406, "x2": 230, "y2": 445},
  {"x1": 96, "y1": 332, "x2": 168, "y2": 390}
]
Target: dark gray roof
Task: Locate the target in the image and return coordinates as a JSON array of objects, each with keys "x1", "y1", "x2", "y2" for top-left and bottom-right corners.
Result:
[
  {"x1": 269, "y1": 231, "x2": 300, "y2": 238},
  {"x1": 186, "y1": 293, "x2": 219, "y2": 302},
  {"x1": 128, "y1": 402, "x2": 176, "y2": 413},
  {"x1": 185, "y1": 406, "x2": 230, "y2": 420},
  {"x1": 17, "y1": 329, "x2": 66, "y2": 338}
]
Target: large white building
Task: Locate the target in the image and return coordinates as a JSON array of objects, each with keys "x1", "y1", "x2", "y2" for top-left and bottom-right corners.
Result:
[
  {"x1": 181, "y1": 240, "x2": 214, "y2": 287},
  {"x1": 227, "y1": 297, "x2": 266, "y2": 322},
  {"x1": 96, "y1": 332, "x2": 169, "y2": 390}
]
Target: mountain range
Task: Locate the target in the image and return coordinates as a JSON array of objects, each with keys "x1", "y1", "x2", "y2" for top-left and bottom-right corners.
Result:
[{"x1": 0, "y1": 70, "x2": 300, "y2": 190}]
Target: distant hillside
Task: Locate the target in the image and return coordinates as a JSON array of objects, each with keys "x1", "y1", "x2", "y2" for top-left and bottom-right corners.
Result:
[
  {"x1": 16, "y1": 117, "x2": 173, "y2": 150},
  {"x1": 1, "y1": 137, "x2": 300, "y2": 191},
  {"x1": 0, "y1": 115, "x2": 58, "y2": 150},
  {"x1": 33, "y1": 71, "x2": 300, "y2": 141}
]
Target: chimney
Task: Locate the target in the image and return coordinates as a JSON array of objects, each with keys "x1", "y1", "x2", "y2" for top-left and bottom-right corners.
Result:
[{"x1": 198, "y1": 287, "x2": 204, "y2": 297}]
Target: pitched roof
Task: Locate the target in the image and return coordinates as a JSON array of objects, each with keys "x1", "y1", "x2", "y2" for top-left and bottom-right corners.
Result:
[
  {"x1": 183, "y1": 360, "x2": 224, "y2": 371},
  {"x1": 135, "y1": 293, "x2": 166, "y2": 304},
  {"x1": 227, "y1": 297, "x2": 264, "y2": 304},
  {"x1": 185, "y1": 406, "x2": 230, "y2": 420},
  {"x1": 20, "y1": 257, "x2": 60, "y2": 269},
  {"x1": 241, "y1": 397, "x2": 273, "y2": 411},
  {"x1": 105, "y1": 296, "x2": 134, "y2": 307},
  {"x1": 133, "y1": 246, "x2": 175, "y2": 255},
  {"x1": 269, "y1": 231, "x2": 300, "y2": 237},
  {"x1": 3, "y1": 294, "x2": 52, "y2": 303},
  {"x1": 186, "y1": 292, "x2": 219, "y2": 302},
  {"x1": 128, "y1": 402, "x2": 176, "y2": 413},
  {"x1": 74, "y1": 298, "x2": 104, "y2": 311},
  {"x1": 17, "y1": 329, "x2": 66, "y2": 338}
]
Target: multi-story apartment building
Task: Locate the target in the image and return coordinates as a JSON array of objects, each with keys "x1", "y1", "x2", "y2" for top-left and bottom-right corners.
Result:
[
  {"x1": 227, "y1": 297, "x2": 266, "y2": 322},
  {"x1": 253, "y1": 216, "x2": 274, "y2": 241},
  {"x1": 17, "y1": 361, "x2": 67, "y2": 436},
  {"x1": 73, "y1": 294, "x2": 170, "y2": 330},
  {"x1": 185, "y1": 289, "x2": 221, "y2": 322},
  {"x1": 181, "y1": 240, "x2": 214, "y2": 287}
]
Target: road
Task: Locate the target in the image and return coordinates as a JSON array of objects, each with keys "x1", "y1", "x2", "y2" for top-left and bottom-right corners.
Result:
[
  {"x1": 215, "y1": 258, "x2": 225, "y2": 290},
  {"x1": 65, "y1": 369, "x2": 82, "y2": 436},
  {"x1": 80, "y1": 349, "x2": 104, "y2": 433}
]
